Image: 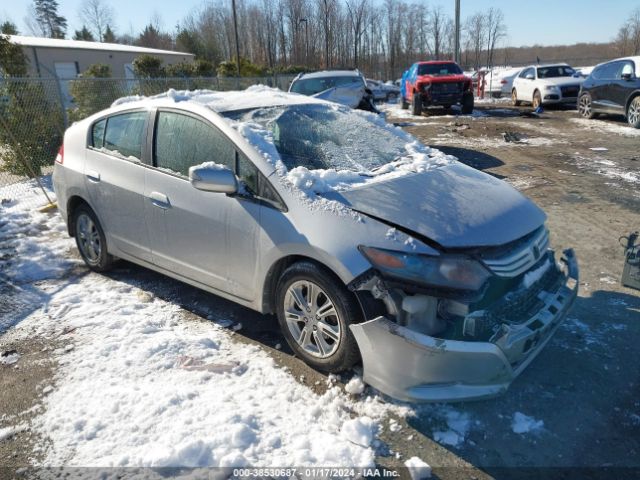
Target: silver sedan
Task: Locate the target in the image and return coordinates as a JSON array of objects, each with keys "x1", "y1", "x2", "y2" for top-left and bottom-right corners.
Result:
[{"x1": 53, "y1": 88, "x2": 578, "y2": 402}]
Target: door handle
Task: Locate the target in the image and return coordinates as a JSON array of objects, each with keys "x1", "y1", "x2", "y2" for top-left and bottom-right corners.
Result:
[
  {"x1": 149, "y1": 191, "x2": 171, "y2": 209},
  {"x1": 86, "y1": 170, "x2": 101, "y2": 183}
]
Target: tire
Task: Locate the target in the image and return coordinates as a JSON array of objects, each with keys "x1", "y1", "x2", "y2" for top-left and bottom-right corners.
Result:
[
  {"x1": 533, "y1": 90, "x2": 542, "y2": 109},
  {"x1": 411, "y1": 92, "x2": 422, "y2": 116},
  {"x1": 627, "y1": 96, "x2": 640, "y2": 129},
  {"x1": 401, "y1": 97, "x2": 409, "y2": 109},
  {"x1": 275, "y1": 261, "x2": 362, "y2": 373},
  {"x1": 72, "y1": 204, "x2": 113, "y2": 272},
  {"x1": 578, "y1": 93, "x2": 598, "y2": 119},
  {"x1": 461, "y1": 92, "x2": 474, "y2": 114},
  {"x1": 386, "y1": 92, "x2": 398, "y2": 103},
  {"x1": 512, "y1": 89, "x2": 521, "y2": 106}
]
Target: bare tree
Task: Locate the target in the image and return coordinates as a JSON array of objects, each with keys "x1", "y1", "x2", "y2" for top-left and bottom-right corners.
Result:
[
  {"x1": 464, "y1": 12, "x2": 485, "y2": 70},
  {"x1": 79, "y1": 0, "x2": 114, "y2": 42},
  {"x1": 485, "y1": 7, "x2": 505, "y2": 68},
  {"x1": 428, "y1": 5, "x2": 446, "y2": 60},
  {"x1": 346, "y1": 0, "x2": 368, "y2": 67}
]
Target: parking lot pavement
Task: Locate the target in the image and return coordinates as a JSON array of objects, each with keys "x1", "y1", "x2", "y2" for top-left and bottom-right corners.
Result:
[{"x1": 0, "y1": 102, "x2": 638, "y2": 478}]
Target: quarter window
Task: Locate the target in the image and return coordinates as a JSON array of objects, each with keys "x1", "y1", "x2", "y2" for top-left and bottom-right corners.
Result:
[
  {"x1": 91, "y1": 119, "x2": 106, "y2": 149},
  {"x1": 102, "y1": 112, "x2": 147, "y2": 160},
  {"x1": 154, "y1": 111, "x2": 235, "y2": 177}
]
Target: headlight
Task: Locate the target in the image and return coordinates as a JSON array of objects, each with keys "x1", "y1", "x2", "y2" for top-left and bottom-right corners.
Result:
[
  {"x1": 544, "y1": 85, "x2": 559, "y2": 91},
  {"x1": 359, "y1": 246, "x2": 491, "y2": 291}
]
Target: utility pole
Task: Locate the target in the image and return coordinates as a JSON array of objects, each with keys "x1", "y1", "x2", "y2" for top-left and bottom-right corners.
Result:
[
  {"x1": 299, "y1": 18, "x2": 309, "y2": 66},
  {"x1": 232, "y1": 0, "x2": 241, "y2": 80},
  {"x1": 454, "y1": 0, "x2": 461, "y2": 64}
]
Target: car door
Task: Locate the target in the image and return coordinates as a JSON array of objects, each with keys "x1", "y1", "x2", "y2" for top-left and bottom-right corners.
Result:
[
  {"x1": 516, "y1": 68, "x2": 534, "y2": 99},
  {"x1": 143, "y1": 109, "x2": 264, "y2": 300},
  {"x1": 84, "y1": 110, "x2": 152, "y2": 263},
  {"x1": 610, "y1": 60, "x2": 636, "y2": 112},
  {"x1": 592, "y1": 61, "x2": 622, "y2": 112}
]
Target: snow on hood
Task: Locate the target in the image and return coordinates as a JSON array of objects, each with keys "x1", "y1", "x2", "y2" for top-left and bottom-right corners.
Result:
[{"x1": 537, "y1": 76, "x2": 584, "y2": 87}]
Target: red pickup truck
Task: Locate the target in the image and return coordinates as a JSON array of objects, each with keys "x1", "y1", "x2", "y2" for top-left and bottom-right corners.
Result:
[{"x1": 400, "y1": 61, "x2": 474, "y2": 115}]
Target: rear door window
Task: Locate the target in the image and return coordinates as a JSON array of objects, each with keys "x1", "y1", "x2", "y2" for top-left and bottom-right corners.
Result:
[
  {"x1": 154, "y1": 111, "x2": 235, "y2": 177},
  {"x1": 594, "y1": 62, "x2": 620, "y2": 80},
  {"x1": 102, "y1": 112, "x2": 147, "y2": 161}
]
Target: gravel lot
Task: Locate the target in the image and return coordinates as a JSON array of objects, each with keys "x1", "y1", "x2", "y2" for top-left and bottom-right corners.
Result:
[{"x1": 1, "y1": 100, "x2": 638, "y2": 479}]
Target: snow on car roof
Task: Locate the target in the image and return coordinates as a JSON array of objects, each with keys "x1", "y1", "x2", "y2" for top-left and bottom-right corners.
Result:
[
  {"x1": 112, "y1": 85, "x2": 330, "y2": 112},
  {"x1": 297, "y1": 70, "x2": 362, "y2": 79}
]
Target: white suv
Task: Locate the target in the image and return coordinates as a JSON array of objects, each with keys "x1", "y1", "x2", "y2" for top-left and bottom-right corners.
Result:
[{"x1": 511, "y1": 64, "x2": 584, "y2": 108}]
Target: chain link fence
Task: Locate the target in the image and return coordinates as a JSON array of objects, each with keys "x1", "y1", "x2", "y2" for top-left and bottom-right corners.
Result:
[{"x1": 0, "y1": 74, "x2": 296, "y2": 208}]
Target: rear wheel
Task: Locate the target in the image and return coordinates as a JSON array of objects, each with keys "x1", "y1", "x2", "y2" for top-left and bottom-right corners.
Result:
[
  {"x1": 276, "y1": 262, "x2": 361, "y2": 372},
  {"x1": 411, "y1": 92, "x2": 422, "y2": 116},
  {"x1": 578, "y1": 93, "x2": 598, "y2": 119},
  {"x1": 533, "y1": 90, "x2": 542, "y2": 109},
  {"x1": 72, "y1": 205, "x2": 113, "y2": 272},
  {"x1": 512, "y1": 89, "x2": 521, "y2": 106},
  {"x1": 627, "y1": 96, "x2": 640, "y2": 129},
  {"x1": 401, "y1": 96, "x2": 409, "y2": 109},
  {"x1": 387, "y1": 92, "x2": 398, "y2": 103}
]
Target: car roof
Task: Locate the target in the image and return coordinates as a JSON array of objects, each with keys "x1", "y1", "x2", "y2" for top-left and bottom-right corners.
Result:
[
  {"x1": 110, "y1": 86, "x2": 330, "y2": 114},
  {"x1": 525, "y1": 63, "x2": 571, "y2": 69},
  {"x1": 416, "y1": 60, "x2": 458, "y2": 65},
  {"x1": 296, "y1": 70, "x2": 362, "y2": 80}
]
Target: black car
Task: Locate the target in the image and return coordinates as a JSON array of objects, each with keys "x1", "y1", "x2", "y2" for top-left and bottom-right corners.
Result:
[{"x1": 578, "y1": 56, "x2": 640, "y2": 128}]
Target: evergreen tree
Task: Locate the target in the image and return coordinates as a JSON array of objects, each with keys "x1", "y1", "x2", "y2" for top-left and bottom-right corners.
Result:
[
  {"x1": 0, "y1": 21, "x2": 19, "y2": 35},
  {"x1": 33, "y1": 0, "x2": 68, "y2": 39},
  {"x1": 102, "y1": 24, "x2": 116, "y2": 43},
  {"x1": 73, "y1": 26, "x2": 95, "y2": 41}
]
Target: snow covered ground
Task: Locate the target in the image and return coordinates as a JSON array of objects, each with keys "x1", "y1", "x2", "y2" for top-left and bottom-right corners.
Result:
[{"x1": 0, "y1": 184, "x2": 413, "y2": 469}]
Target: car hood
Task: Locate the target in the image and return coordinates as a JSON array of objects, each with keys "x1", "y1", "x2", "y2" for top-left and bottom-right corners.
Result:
[
  {"x1": 539, "y1": 77, "x2": 584, "y2": 87},
  {"x1": 322, "y1": 163, "x2": 546, "y2": 249},
  {"x1": 417, "y1": 74, "x2": 469, "y2": 84}
]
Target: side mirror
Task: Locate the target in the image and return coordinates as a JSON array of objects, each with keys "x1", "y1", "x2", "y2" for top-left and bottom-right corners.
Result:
[
  {"x1": 189, "y1": 164, "x2": 237, "y2": 194},
  {"x1": 526, "y1": 74, "x2": 535, "y2": 80},
  {"x1": 622, "y1": 72, "x2": 633, "y2": 81}
]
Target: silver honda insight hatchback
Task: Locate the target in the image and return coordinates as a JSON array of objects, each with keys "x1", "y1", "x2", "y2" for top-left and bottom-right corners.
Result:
[{"x1": 53, "y1": 87, "x2": 579, "y2": 402}]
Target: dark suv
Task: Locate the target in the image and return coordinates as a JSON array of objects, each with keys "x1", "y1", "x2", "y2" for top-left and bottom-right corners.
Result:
[{"x1": 578, "y1": 56, "x2": 640, "y2": 128}]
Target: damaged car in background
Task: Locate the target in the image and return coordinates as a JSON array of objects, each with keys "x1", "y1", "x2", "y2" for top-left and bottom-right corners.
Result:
[
  {"x1": 289, "y1": 69, "x2": 379, "y2": 112},
  {"x1": 53, "y1": 88, "x2": 578, "y2": 402}
]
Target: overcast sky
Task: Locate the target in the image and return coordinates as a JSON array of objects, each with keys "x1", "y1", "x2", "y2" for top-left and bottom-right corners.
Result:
[{"x1": 2, "y1": 0, "x2": 635, "y2": 47}]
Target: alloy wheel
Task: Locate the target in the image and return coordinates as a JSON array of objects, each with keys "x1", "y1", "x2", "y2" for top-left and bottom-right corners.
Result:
[
  {"x1": 76, "y1": 212, "x2": 101, "y2": 262},
  {"x1": 628, "y1": 97, "x2": 640, "y2": 127},
  {"x1": 578, "y1": 95, "x2": 592, "y2": 118},
  {"x1": 283, "y1": 280, "x2": 341, "y2": 358}
]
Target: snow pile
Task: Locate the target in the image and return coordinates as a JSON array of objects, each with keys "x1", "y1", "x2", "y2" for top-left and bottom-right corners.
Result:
[
  {"x1": 0, "y1": 352, "x2": 20, "y2": 365},
  {"x1": 345, "y1": 376, "x2": 366, "y2": 395},
  {"x1": 404, "y1": 456, "x2": 432, "y2": 479},
  {"x1": 0, "y1": 425, "x2": 26, "y2": 442},
  {"x1": 511, "y1": 412, "x2": 544, "y2": 434},
  {"x1": 430, "y1": 407, "x2": 471, "y2": 447},
  {"x1": 0, "y1": 191, "x2": 409, "y2": 467},
  {"x1": 340, "y1": 417, "x2": 375, "y2": 447}
]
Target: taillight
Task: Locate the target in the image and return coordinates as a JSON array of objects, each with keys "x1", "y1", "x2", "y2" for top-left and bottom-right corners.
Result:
[
  {"x1": 55, "y1": 145, "x2": 64, "y2": 165},
  {"x1": 500, "y1": 79, "x2": 508, "y2": 84}
]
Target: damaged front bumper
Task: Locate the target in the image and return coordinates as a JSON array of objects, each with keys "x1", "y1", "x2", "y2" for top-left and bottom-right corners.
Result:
[{"x1": 350, "y1": 249, "x2": 579, "y2": 402}]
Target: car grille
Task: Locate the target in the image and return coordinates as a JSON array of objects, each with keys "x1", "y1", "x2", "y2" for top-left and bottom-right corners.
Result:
[
  {"x1": 561, "y1": 85, "x2": 580, "y2": 97},
  {"x1": 431, "y1": 82, "x2": 462, "y2": 94},
  {"x1": 481, "y1": 228, "x2": 550, "y2": 277}
]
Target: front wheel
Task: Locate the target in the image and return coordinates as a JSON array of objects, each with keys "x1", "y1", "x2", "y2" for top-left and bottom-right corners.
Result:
[
  {"x1": 627, "y1": 96, "x2": 640, "y2": 129},
  {"x1": 461, "y1": 92, "x2": 474, "y2": 114},
  {"x1": 73, "y1": 205, "x2": 113, "y2": 271},
  {"x1": 578, "y1": 93, "x2": 597, "y2": 119},
  {"x1": 276, "y1": 262, "x2": 362, "y2": 372},
  {"x1": 411, "y1": 93, "x2": 422, "y2": 116},
  {"x1": 533, "y1": 90, "x2": 542, "y2": 109}
]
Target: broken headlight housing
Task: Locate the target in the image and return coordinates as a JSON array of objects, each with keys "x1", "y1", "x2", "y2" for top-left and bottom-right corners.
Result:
[{"x1": 359, "y1": 246, "x2": 491, "y2": 292}]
